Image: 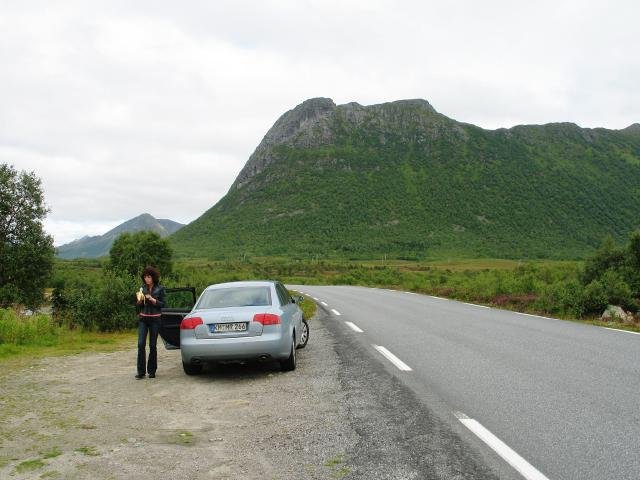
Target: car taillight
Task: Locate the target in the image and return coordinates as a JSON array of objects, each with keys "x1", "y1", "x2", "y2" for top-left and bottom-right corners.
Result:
[
  {"x1": 180, "y1": 317, "x2": 203, "y2": 329},
  {"x1": 253, "y1": 313, "x2": 281, "y2": 325}
]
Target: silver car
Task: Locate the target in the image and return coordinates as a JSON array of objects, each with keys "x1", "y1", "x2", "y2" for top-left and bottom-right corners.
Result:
[{"x1": 179, "y1": 280, "x2": 307, "y2": 375}]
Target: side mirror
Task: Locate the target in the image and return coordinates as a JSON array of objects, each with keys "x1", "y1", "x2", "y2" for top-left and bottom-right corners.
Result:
[{"x1": 292, "y1": 295, "x2": 305, "y2": 304}]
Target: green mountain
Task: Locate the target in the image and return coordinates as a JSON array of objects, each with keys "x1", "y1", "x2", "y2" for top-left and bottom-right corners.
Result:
[
  {"x1": 57, "y1": 213, "x2": 184, "y2": 259},
  {"x1": 171, "y1": 98, "x2": 640, "y2": 260}
]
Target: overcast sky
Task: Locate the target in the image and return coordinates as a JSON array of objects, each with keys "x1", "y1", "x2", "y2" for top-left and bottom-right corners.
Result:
[{"x1": 3, "y1": 0, "x2": 638, "y2": 246}]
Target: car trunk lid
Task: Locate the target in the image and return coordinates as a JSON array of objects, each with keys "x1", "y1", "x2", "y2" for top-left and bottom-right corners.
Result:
[{"x1": 193, "y1": 307, "x2": 275, "y2": 339}]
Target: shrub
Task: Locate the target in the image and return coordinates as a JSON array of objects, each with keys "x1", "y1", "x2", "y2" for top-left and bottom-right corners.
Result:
[
  {"x1": 52, "y1": 272, "x2": 138, "y2": 332},
  {"x1": 600, "y1": 270, "x2": 637, "y2": 312},
  {"x1": 581, "y1": 280, "x2": 608, "y2": 315}
]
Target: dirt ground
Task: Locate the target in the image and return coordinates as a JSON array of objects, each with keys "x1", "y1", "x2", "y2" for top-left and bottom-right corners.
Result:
[{"x1": 0, "y1": 315, "x2": 358, "y2": 479}]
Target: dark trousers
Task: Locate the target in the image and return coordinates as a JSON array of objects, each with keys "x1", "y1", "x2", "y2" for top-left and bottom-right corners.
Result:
[{"x1": 137, "y1": 317, "x2": 160, "y2": 375}]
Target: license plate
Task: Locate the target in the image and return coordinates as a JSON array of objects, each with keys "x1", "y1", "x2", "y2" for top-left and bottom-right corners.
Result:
[{"x1": 210, "y1": 322, "x2": 247, "y2": 333}]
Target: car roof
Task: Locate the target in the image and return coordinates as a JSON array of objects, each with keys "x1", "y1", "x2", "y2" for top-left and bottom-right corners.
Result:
[{"x1": 203, "y1": 280, "x2": 277, "y2": 291}]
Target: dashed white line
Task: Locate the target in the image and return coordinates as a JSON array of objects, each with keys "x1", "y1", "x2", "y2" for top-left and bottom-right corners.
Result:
[
  {"x1": 345, "y1": 321, "x2": 364, "y2": 333},
  {"x1": 312, "y1": 297, "x2": 319, "y2": 301},
  {"x1": 429, "y1": 295, "x2": 446, "y2": 300},
  {"x1": 321, "y1": 301, "x2": 328, "y2": 306},
  {"x1": 331, "y1": 309, "x2": 341, "y2": 316},
  {"x1": 373, "y1": 345, "x2": 412, "y2": 371},
  {"x1": 455, "y1": 412, "x2": 549, "y2": 480}
]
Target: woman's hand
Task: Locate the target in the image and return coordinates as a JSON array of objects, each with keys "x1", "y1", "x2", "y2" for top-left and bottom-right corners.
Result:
[{"x1": 145, "y1": 294, "x2": 156, "y2": 304}]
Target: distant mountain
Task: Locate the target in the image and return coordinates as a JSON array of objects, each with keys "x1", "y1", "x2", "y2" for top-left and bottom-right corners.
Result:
[
  {"x1": 56, "y1": 213, "x2": 184, "y2": 259},
  {"x1": 171, "y1": 97, "x2": 640, "y2": 260}
]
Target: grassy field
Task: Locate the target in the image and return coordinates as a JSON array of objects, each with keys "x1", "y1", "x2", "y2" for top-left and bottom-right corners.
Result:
[{"x1": 0, "y1": 308, "x2": 136, "y2": 365}]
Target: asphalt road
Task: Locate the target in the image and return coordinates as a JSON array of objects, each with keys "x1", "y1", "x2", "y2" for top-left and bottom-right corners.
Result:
[{"x1": 291, "y1": 285, "x2": 640, "y2": 480}]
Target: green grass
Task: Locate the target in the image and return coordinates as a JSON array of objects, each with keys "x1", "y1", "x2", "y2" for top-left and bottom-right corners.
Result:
[
  {"x1": 15, "y1": 459, "x2": 46, "y2": 473},
  {"x1": 0, "y1": 309, "x2": 135, "y2": 364},
  {"x1": 168, "y1": 430, "x2": 195, "y2": 446},
  {"x1": 74, "y1": 446, "x2": 99, "y2": 456},
  {"x1": 290, "y1": 290, "x2": 317, "y2": 320},
  {"x1": 41, "y1": 447, "x2": 62, "y2": 459}
]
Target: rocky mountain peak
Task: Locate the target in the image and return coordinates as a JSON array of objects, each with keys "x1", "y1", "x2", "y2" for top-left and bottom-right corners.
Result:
[
  {"x1": 232, "y1": 98, "x2": 337, "y2": 190},
  {"x1": 623, "y1": 123, "x2": 640, "y2": 134},
  {"x1": 231, "y1": 97, "x2": 446, "y2": 190}
]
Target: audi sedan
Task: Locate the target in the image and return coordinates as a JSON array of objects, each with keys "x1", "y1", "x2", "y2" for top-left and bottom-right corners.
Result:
[{"x1": 178, "y1": 280, "x2": 308, "y2": 375}]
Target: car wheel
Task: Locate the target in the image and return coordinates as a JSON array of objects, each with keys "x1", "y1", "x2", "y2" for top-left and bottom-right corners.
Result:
[
  {"x1": 297, "y1": 319, "x2": 309, "y2": 349},
  {"x1": 280, "y1": 334, "x2": 296, "y2": 372},
  {"x1": 182, "y1": 361, "x2": 203, "y2": 375}
]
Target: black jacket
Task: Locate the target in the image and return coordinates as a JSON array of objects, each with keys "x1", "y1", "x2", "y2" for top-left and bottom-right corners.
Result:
[{"x1": 138, "y1": 284, "x2": 166, "y2": 317}]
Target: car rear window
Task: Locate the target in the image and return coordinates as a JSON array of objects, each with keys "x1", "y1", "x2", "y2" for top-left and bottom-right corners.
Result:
[{"x1": 196, "y1": 286, "x2": 272, "y2": 309}]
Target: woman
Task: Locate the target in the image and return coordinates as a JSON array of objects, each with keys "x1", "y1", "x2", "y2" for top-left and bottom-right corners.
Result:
[{"x1": 135, "y1": 265, "x2": 166, "y2": 379}]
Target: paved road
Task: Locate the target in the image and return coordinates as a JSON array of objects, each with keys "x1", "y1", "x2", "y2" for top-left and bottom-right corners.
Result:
[{"x1": 292, "y1": 285, "x2": 640, "y2": 480}]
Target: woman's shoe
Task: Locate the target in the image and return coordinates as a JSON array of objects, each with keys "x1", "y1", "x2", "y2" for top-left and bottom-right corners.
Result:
[
  {"x1": 135, "y1": 374, "x2": 145, "y2": 379},
  {"x1": 148, "y1": 373, "x2": 156, "y2": 378}
]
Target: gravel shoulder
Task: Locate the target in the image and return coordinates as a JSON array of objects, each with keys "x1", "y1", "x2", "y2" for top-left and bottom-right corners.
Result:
[
  {"x1": 1, "y1": 308, "x2": 509, "y2": 479},
  {"x1": 0, "y1": 312, "x2": 356, "y2": 479}
]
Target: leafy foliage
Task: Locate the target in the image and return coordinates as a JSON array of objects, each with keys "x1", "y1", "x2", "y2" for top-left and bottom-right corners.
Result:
[
  {"x1": 0, "y1": 164, "x2": 54, "y2": 308},
  {"x1": 52, "y1": 271, "x2": 139, "y2": 331},
  {"x1": 108, "y1": 231, "x2": 173, "y2": 278},
  {"x1": 579, "y1": 230, "x2": 640, "y2": 314}
]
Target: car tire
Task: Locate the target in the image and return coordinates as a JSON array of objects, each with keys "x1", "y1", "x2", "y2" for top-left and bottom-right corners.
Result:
[
  {"x1": 182, "y1": 361, "x2": 203, "y2": 375},
  {"x1": 280, "y1": 334, "x2": 296, "y2": 372},
  {"x1": 297, "y1": 319, "x2": 309, "y2": 349}
]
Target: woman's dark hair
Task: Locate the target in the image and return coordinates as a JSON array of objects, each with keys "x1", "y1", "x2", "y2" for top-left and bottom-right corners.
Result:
[{"x1": 141, "y1": 265, "x2": 160, "y2": 284}]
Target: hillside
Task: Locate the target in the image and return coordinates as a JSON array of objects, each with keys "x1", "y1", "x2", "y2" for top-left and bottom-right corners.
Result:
[
  {"x1": 171, "y1": 98, "x2": 640, "y2": 260},
  {"x1": 56, "y1": 213, "x2": 184, "y2": 259}
]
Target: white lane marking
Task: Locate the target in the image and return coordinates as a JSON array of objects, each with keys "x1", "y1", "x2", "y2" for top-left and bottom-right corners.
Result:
[
  {"x1": 462, "y1": 302, "x2": 490, "y2": 309},
  {"x1": 345, "y1": 321, "x2": 364, "y2": 333},
  {"x1": 405, "y1": 291, "x2": 418, "y2": 295},
  {"x1": 603, "y1": 327, "x2": 640, "y2": 335},
  {"x1": 429, "y1": 295, "x2": 446, "y2": 300},
  {"x1": 312, "y1": 297, "x2": 319, "y2": 301},
  {"x1": 331, "y1": 309, "x2": 342, "y2": 316},
  {"x1": 515, "y1": 312, "x2": 553, "y2": 320},
  {"x1": 373, "y1": 345, "x2": 412, "y2": 371},
  {"x1": 455, "y1": 413, "x2": 550, "y2": 480},
  {"x1": 321, "y1": 301, "x2": 328, "y2": 306}
]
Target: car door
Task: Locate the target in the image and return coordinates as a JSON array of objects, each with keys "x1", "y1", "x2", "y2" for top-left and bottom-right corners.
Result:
[{"x1": 159, "y1": 287, "x2": 196, "y2": 349}]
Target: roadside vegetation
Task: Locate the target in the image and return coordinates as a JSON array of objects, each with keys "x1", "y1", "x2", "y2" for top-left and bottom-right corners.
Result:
[
  {"x1": 0, "y1": 308, "x2": 134, "y2": 362},
  {"x1": 41, "y1": 229, "x2": 640, "y2": 335}
]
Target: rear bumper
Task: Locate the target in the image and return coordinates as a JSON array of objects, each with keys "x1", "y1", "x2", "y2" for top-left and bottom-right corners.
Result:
[{"x1": 180, "y1": 331, "x2": 291, "y2": 363}]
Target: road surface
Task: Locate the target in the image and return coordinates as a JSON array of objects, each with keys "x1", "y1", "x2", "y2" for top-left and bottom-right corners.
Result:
[{"x1": 292, "y1": 285, "x2": 640, "y2": 480}]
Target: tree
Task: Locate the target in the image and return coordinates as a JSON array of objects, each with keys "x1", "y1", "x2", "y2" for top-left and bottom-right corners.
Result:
[
  {"x1": 108, "y1": 231, "x2": 173, "y2": 279},
  {"x1": 582, "y1": 235, "x2": 626, "y2": 285},
  {"x1": 0, "y1": 164, "x2": 55, "y2": 308}
]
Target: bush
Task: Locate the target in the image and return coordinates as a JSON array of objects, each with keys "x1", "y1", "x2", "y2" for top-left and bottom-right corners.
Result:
[
  {"x1": 53, "y1": 272, "x2": 138, "y2": 331},
  {"x1": 581, "y1": 280, "x2": 608, "y2": 315},
  {"x1": 600, "y1": 270, "x2": 637, "y2": 312},
  {"x1": 536, "y1": 279, "x2": 583, "y2": 317}
]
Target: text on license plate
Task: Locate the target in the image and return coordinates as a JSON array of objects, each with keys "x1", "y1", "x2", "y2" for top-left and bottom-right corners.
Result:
[{"x1": 210, "y1": 322, "x2": 247, "y2": 333}]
